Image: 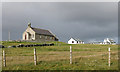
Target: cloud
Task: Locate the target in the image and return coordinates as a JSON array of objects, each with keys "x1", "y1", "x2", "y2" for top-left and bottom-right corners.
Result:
[{"x1": 2, "y1": 2, "x2": 118, "y2": 43}]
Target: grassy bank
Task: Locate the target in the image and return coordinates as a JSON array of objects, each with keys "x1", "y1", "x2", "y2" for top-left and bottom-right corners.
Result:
[{"x1": 2, "y1": 41, "x2": 119, "y2": 70}]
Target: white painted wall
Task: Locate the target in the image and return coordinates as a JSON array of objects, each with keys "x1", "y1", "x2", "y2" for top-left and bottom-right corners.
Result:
[
  {"x1": 68, "y1": 38, "x2": 77, "y2": 44},
  {"x1": 22, "y1": 26, "x2": 35, "y2": 40},
  {"x1": 82, "y1": 42, "x2": 84, "y2": 44},
  {"x1": 68, "y1": 38, "x2": 84, "y2": 44}
]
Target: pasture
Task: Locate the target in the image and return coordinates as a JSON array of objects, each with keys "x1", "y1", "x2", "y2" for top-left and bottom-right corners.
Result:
[{"x1": 1, "y1": 41, "x2": 119, "y2": 70}]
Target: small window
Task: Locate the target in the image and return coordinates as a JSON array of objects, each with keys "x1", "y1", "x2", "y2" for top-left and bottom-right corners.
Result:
[
  {"x1": 77, "y1": 41, "x2": 79, "y2": 43},
  {"x1": 45, "y1": 36, "x2": 47, "y2": 39},
  {"x1": 50, "y1": 37, "x2": 52, "y2": 39},
  {"x1": 40, "y1": 36, "x2": 42, "y2": 38},
  {"x1": 72, "y1": 41, "x2": 74, "y2": 43}
]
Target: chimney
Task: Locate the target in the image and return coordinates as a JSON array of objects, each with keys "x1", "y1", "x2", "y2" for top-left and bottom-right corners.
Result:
[{"x1": 28, "y1": 22, "x2": 31, "y2": 28}]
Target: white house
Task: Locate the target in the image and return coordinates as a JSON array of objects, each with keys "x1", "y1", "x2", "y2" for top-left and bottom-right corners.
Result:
[
  {"x1": 68, "y1": 38, "x2": 84, "y2": 44},
  {"x1": 100, "y1": 38, "x2": 116, "y2": 45}
]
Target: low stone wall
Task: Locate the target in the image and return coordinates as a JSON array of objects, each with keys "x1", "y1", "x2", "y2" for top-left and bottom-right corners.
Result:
[{"x1": 1, "y1": 43, "x2": 54, "y2": 48}]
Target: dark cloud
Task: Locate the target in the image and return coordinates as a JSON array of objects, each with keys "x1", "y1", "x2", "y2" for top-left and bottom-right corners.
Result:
[
  {"x1": 2, "y1": 2, "x2": 118, "y2": 43},
  {"x1": 0, "y1": 3, "x2": 2, "y2": 41}
]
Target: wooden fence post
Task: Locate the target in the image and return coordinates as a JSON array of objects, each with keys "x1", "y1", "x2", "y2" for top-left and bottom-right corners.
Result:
[
  {"x1": 34, "y1": 48, "x2": 37, "y2": 66},
  {"x1": 108, "y1": 47, "x2": 110, "y2": 67},
  {"x1": 3, "y1": 50, "x2": 6, "y2": 67},
  {"x1": 70, "y1": 46, "x2": 72, "y2": 64}
]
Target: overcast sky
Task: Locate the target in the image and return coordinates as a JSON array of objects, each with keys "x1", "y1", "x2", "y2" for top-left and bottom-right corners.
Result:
[{"x1": 2, "y1": 2, "x2": 118, "y2": 43}]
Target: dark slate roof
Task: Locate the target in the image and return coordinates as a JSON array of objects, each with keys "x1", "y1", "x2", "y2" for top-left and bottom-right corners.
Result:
[{"x1": 31, "y1": 27, "x2": 54, "y2": 36}]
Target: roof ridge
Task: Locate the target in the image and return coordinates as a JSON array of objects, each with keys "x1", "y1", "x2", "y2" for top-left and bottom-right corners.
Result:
[
  {"x1": 32, "y1": 27, "x2": 48, "y2": 31},
  {"x1": 71, "y1": 38, "x2": 83, "y2": 41},
  {"x1": 48, "y1": 29, "x2": 59, "y2": 39},
  {"x1": 31, "y1": 27, "x2": 55, "y2": 36}
]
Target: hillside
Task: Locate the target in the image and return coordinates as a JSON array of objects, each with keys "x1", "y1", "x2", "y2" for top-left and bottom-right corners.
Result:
[{"x1": 1, "y1": 41, "x2": 119, "y2": 70}]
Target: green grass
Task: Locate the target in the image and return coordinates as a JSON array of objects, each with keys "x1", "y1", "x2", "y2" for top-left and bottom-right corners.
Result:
[
  {"x1": 1, "y1": 41, "x2": 119, "y2": 70},
  {"x1": 2, "y1": 41, "x2": 67, "y2": 47}
]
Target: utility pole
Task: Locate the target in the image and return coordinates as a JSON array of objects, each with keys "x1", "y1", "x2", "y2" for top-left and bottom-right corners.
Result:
[{"x1": 8, "y1": 32, "x2": 10, "y2": 41}]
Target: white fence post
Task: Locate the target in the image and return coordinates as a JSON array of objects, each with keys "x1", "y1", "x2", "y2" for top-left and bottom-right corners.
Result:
[
  {"x1": 34, "y1": 48, "x2": 37, "y2": 66},
  {"x1": 70, "y1": 46, "x2": 72, "y2": 64},
  {"x1": 108, "y1": 47, "x2": 110, "y2": 67},
  {"x1": 3, "y1": 50, "x2": 6, "y2": 67}
]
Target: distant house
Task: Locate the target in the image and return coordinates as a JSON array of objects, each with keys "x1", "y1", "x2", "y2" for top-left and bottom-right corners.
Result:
[
  {"x1": 22, "y1": 23, "x2": 58, "y2": 42},
  {"x1": 68, "y1": 38, "x2": 84, "y2": 44},
  {"x1": 100, "y1": 38, "x2": 116, "y2": 45}
]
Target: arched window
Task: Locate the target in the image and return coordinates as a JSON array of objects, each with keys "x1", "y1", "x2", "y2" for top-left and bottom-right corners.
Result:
[
  {"x1": 33, "y1": 34, "x2": 34, "y2": 38},
  {"x1": 25, "y1": 34, "x2": 27, "y2": 40}
]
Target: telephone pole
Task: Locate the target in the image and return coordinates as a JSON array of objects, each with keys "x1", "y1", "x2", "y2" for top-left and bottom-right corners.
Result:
[{"x1": 8, "y1": 31, "x2": 10, "y2": 41}]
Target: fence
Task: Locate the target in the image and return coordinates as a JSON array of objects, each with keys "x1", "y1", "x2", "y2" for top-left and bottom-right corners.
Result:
[{"x1": 2, "y1": 46, "x2": 112, "y2": 67}]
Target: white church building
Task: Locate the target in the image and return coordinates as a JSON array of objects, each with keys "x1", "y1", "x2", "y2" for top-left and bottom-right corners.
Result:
[{"x1": 68, "y1": 38, "x2": 84, "y2": 44}]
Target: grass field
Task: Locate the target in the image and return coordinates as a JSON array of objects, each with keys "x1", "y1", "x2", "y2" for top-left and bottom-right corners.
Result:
[{"x1": 1, "y1": 41, "x2": 119, "y2": 70}]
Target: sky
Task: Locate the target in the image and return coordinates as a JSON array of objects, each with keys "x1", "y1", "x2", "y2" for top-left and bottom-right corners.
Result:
[
  {"x1": 2, "y1": 2, "x2": 118, "y2": 43},
  {"x1": 0, "y1": 2, "x2": 2, "y2": 42}
]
